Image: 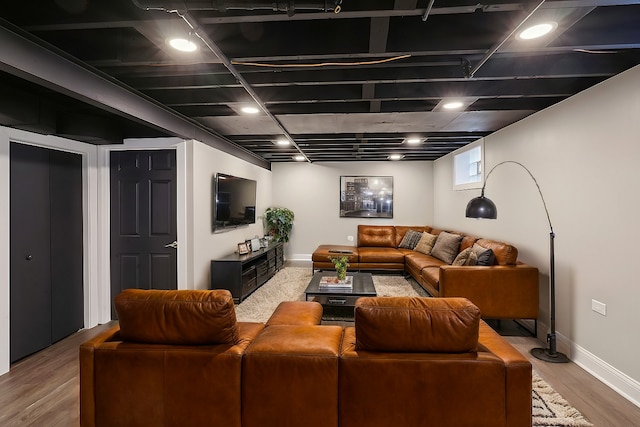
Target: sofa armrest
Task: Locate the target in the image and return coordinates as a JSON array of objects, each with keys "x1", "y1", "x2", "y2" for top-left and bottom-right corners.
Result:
[
  {"x1": 439, "y1": 264, "x2": 539, "y2": 319},
  {"x1": 80, "y1": 322, "x2": 264, "y2": 427},
  {"x1": 478, "y1": 321, "x2": 532, "y2": 427},
  {"x1": 79, "y1": 324, "x2": 122, "y2": 427}
]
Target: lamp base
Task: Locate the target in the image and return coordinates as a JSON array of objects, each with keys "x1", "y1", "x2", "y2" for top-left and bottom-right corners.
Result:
[{"x1": 530, "y1": 347, "x2": 569, "y2": 363}]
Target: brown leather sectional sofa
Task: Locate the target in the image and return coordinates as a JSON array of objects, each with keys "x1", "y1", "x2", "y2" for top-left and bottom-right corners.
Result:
[
  {"x1": 312, "y1": 224, "x2": 540, "y2": 321},
  {"x1": 80, "y1": 289, "x2": 533, "y2": 427}
]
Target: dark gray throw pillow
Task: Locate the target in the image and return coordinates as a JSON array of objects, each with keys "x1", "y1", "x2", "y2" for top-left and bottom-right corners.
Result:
[
  {"x1": 430, "y1": 232, "x2": 463, "y2": 264},
  {"x1": 398, "y1": 229, "x2": 422, "y2": 249},
  {"x1": 472, "y1": 243, "x2": 496, "y2": 266}
]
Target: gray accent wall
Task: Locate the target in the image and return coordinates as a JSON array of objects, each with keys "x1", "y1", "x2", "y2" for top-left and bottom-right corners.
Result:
[
  {"x1": 271, "y1": 161, "x2": 434, "y2": 260},
  {"x1": 433, "y1": 65, "x2": 640, "y2": 407}
]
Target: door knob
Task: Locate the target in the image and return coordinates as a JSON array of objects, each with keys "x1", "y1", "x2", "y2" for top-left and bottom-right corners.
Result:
[
  {"x1": 164, "y1": 240, "x2": 178, "y2": 249},
  {"x1": 25, "y1": 254, "x2": 32, "y2": 260}
]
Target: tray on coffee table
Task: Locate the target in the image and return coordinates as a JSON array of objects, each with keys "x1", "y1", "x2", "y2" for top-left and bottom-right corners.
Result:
[{"x1": 304, "y1": 272, "x2": 376, "y2": 308}]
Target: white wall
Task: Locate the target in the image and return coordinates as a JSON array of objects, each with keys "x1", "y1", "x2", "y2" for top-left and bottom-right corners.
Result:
[
  {"x1": 189, "y1": 140, "x2": 273, "y2": 289},
  {"x1": 271, "y1": 161, "x2": 434, "y2": 259},
  {"x1": 434, "y1": 65, "x2": 640, "y2": 406}
]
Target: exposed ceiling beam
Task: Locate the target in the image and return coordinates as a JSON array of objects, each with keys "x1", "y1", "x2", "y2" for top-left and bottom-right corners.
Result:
[{"x1": 0, "y1": 18, "x2": 269, "y2": 168}]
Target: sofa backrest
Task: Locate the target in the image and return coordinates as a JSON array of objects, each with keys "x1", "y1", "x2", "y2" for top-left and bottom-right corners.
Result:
[
  {"x1": 354, "y1": 297, "x2": 480, "y2": 353},
  {"x1": 357, "y1": 225, "x2": 396, "y2": 247},
  {"x1": 115, "y1": 289, "x2": 239, "y2": 345},
  {"x1": 476, "y1": 238, "x2": 519, "y2": 265}
]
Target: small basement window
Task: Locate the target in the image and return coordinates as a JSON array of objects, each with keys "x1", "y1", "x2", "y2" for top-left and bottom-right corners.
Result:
[{"x1": 453, "y1": 140, "x2": 483, "y2": 190}]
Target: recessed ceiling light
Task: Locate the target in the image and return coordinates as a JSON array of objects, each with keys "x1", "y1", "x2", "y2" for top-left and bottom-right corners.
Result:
[
  {"x1": 387, "y1": 154, "x2": 404, "y2": 161},
  {"x1": 275, "y1": 138, "x2": 290, "y2": 146},
  {"x1": 168, "y1": 38, "x2": 197, "y2": 52},
  {"x1": 518, "y1": 22, "x2": 557, "y2": 40},
  {"x1": 241, "y1": 106, "x2": 260, "y2": 114},
  {"x1": 443, "y1": 101, "x2": 464, "y2": 110},
  {"x1": 293, "y1": 154, "x2": 306, "y2": 161},
  {"x1": 404, "y1": 137, "x2": 423, "y2": 145}
]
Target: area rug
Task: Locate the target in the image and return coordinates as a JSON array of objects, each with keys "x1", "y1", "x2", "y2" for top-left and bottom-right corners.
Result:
[
  {"x1": 235, "y1": 267, "x2": 592, "y2": 427},
  {"x1": 533, "y1": 372, "x2": 593, "y2": 426},
  {"x1": 234, "y1": 266, "x2": 427, "y2": 323}
]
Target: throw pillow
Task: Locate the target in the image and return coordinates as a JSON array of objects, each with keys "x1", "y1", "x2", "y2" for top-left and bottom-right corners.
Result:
[
  {"x1": 398, "y1": 229, "x2": 423, "y2": 249},
  {"x1": 452, "y1": 247, "x2": 478, "y2": 266},
  {"x1": 430, "y1": 232, "x2": 463, "y2": 264},
  {"x1": 414, "y1": 232, "x2": 437, "y2": 255},
  {"x1": 472, "y1": 243, "x2": 496, "y2": 266}
]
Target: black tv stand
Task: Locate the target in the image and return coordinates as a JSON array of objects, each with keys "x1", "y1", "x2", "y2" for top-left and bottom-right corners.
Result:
[{"x1": 210, "y1": 242, "x2": 284, "y2": 303}]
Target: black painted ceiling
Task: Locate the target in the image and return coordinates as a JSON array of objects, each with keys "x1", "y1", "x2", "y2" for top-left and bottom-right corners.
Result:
[{"x1": 1, "y1": 0, "x2": 639, "y2": 165}]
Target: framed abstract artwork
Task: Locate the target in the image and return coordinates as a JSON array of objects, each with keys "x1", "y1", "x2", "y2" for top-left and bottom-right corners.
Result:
[{"x1": 339, "y1": 176, "x2": 393, "y2": 218}]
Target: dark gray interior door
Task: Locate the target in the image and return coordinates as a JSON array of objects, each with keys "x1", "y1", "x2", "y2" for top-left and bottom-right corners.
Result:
[
  {"x1": 110, "y1": 150, "x2": 177, "y2": 315},
  {"x1": 49, "y1": 149, "x2": 84, "y2": 342},
  {"x1": 10, "y1": 143, "x2": 83, "y2": 362}
]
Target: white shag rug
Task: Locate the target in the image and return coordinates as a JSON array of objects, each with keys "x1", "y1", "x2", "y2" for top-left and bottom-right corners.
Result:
[
  {"x1": 234, "y1": 266, "x2": 426, "y2": 323},
  {"x1": 234, "y1": 267, "x2": 592, "y2": 427}
]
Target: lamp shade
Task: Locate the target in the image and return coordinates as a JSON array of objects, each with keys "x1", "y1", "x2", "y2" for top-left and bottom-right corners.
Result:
[{"x1": 465, "y1": 196, "x2": 497, "y2": 219}]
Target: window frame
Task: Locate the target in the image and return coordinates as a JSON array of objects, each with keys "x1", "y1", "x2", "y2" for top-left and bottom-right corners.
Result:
[{"x1": 452, "y1": 139, "x2": 484, "y2": 191}]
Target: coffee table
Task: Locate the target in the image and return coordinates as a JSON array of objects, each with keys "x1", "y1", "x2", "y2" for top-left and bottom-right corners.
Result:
[{"x1": 304, "y1": 272, "x2": 376, "y2": 311}]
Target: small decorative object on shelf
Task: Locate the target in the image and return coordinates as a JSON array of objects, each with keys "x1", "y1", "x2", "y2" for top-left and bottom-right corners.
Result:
[
  {"x1": 250, "y1": 238, "x2": 261, "y2": 252},
  {"x1": 329, "y1": 255, "x2": 350, "y2": 281},
  {"x1": 237, "y1": 242, "x2": 249, "y2": 255}
]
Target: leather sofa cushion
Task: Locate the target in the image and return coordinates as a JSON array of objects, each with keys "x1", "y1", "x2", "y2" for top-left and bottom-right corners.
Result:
[
  {"x1": 476, "y1": 238, "x2": 518, "y2": 265},
  {"x1": 115, "y1": 289, "x2": 239, "y2": 345},
  {"x1": 357, "y1": 247, "x2": 405, "y2": 263},
  {"x1": 421, "y1": 267, "x2": 440, "y2": 289},
  {"x1": 354, "y1": 297, "x2": 480, "y2": 353},
  {"x1": 357, "y1": 225, "x2": 396, "y2": 247},
  {"x1": 404, "y1": 252, "x2": 445, "y2": 270}
]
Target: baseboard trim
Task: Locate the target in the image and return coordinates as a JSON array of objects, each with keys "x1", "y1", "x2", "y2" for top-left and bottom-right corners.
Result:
[{"x1": 568, "y1": 338, "x2": 640, "y2": 409}]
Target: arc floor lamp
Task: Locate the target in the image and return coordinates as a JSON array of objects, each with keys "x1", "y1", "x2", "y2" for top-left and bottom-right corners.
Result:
[{"x1": 465, "y1": 160, "x2": 569, "y2": 363}]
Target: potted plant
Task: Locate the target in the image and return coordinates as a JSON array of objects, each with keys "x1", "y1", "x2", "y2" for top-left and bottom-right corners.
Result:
[
  {"x1": 264, "y1": 207, "x2": 295, "y2": 243},
  {"x1": 330, "y1": 255, "x2": 350, "y2": 281}
]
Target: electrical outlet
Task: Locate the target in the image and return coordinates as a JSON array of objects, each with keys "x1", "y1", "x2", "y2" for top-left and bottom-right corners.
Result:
[
  {"x1": 347, "y1": 235, "x2": 354, "y2": 242},
  {"x1": 592, "y1": 299, "x2": 606, "y2": 316}
]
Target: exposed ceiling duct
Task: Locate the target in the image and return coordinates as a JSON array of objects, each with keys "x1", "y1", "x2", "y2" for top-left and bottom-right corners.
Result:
[{"x1": 131, "y1": 0, "x2": 342, "y2": 14}]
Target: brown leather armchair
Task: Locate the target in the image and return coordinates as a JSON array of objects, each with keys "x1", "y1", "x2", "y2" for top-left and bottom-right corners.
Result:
[
  {"x1": 340, "y1": 297, "x2": 532, "y2": 427},
  {"x1": 79, "y1": 289, "x2": 265, "y2": 427}
]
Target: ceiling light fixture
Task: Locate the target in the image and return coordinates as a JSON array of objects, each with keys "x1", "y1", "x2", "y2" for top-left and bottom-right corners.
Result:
[
  {"x1": 387, "y1": 154, "x2": 404, "y2": 161},
  {"x1": 168, "y1": 37, "x2": 197, "y2": 52},
  {"x1": 241, "y1": 106, "x2": 260, "y2": 114},
  {"x1": 293, "y1": 154, "x2": 306, "y2": 162},
  {"x1": 443, "y1": 101, "x2": 464, "y2": 110},
  {"x1": 404, "y1": 137, "x2": 424, "y2": 145},
  {"x1": 518, "y1": 22, "x2": 557, "y2": 40},
  {"x1": 275, "y1": 138, "x2": 290, "y2": 146}
]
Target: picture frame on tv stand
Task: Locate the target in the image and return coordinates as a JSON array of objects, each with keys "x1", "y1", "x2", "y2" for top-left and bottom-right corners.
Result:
[{"x1": 237, "y1": 242, "x2": 249, "y2": 255}]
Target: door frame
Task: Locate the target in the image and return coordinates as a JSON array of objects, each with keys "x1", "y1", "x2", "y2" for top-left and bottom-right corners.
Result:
[{"x1": 97, "y1": 138, "x2": 189, "y2": 322}]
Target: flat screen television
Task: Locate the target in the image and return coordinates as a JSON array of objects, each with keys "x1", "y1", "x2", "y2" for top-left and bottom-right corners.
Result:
[{"x1": 213, "y1": 173, "x2": 257, "y2": 231}]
